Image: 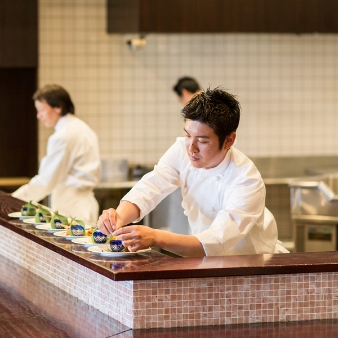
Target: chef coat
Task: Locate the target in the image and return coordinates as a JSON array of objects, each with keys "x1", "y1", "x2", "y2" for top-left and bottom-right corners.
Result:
[
  {"x1": 12, "y1": 114, "x2": 100, "y2": 223},
  {"x1": 122, "y1": 137, "x2": 282, "y2": 256}
]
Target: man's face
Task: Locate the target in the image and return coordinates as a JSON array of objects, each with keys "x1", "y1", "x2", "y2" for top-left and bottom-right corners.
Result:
[
  {"x1": 178, "y1": 93, "x2": 192, "y2": 106},
  {"x1": 184, "y1": 119, "x2": 229, "y2": 169},
  {"x1": 35, "y1": 99, "x2": 62, "y2": 128},
  {"x1": 178, "y1": 89, "x2": 195, "y2": 106}
]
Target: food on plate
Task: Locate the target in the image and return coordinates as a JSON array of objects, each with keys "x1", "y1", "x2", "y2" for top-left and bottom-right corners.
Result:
[
  {"x1": 21, "y1": 200, "x2": 37, "y2": 216},
  {"x1": 109, "y1": 239, "x2": 125, "y2": 252},
  {"x1": 91, "y1": 227, "x2": 108, "y2": 244},
  {"x1": 34, "y1": 204, "x2": 51, "y2": 223},
  {"x1": 86, "y1": 227, "x2": 94, "y2": 237},
  {"x1": 68, "y1": 216, "x2": 86, "y2": 236},
  {"x1": 50, "y1": 211, "x2": 68, "y2": 229},
  {"x1": 106, "y1": 234, "x2": 127, "y2": 252}
]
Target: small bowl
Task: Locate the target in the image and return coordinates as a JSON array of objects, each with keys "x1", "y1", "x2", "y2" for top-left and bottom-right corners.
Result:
[
  {"x1": 92, "y1": 229, "x2": 107, "y2": 244},
  {"x1": 21, "y1": 207, "x2": 35, "y2": 217},
  {"x1": 37, "y1": 212, "x2": 48, "y2": 223},
  {"x1": 71, "y1": 224, "x2": 85, "y2": 236},
  {"x1": 54, "y1": 219, "x2": 66, "y2": 229},
  {"x1": 109, "y1": 240, "x2": 125, "y2": 252}
]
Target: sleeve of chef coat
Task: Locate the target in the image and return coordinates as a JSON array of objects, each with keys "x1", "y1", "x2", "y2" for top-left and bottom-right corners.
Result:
[
  {"x1": 12, "y1": 134, "x2": 71, "y2": 203},
  {"x1": 122, "y1": 139, "x2": 182, "y2": 222},
  {"x1": 194, "y1": 169, "x2": 267, "y2": 256}
]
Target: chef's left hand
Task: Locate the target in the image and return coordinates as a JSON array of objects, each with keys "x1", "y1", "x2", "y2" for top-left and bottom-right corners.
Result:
[{"x1": 114, "y1": 225, "x2": 156, "y2": 252}]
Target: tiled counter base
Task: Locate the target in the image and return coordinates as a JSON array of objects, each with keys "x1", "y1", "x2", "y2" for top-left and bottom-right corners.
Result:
[
  {"x1": 0, "y1": 225, "x2": 135, "y2": 327},
  {"x1": 1, "y1": 224, "x2": 338, "y2": 329}
]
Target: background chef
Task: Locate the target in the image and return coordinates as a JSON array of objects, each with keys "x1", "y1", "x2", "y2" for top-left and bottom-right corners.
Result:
[
  {"x1": 173, "y1": 76, "x2": 202, "y2": 106},
  {"x1": 12, "y1": 84, "x2": 101, "y2": 224}
]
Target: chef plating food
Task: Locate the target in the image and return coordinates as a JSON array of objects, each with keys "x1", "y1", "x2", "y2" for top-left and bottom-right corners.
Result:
[{"x1": 98, "y1": 87, "x2": 288, "y2": 256}]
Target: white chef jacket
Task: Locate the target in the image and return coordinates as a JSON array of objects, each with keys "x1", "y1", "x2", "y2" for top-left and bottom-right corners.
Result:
[
  {"x1": 12, "y1": 114, "x2": 101, "y2": 223},
  {"x1": 122, "y1": 137, "x2": 281, "y2": 256}
]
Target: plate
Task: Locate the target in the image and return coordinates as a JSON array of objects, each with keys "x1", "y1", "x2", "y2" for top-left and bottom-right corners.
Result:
[
  {"x1": 23, "y1": 218, "x2": 91, "y2": 228},
  {"x1": 8, "y1": 212, "x2": 34, "y2": 219},
  {"x1": 23, "y1": 217, "x2": 50, "y2": 225},
  {"x1": 53, "y1": 231, "x2": 87, "y2": 240},
  {"x1": 35, "y1": 224, "x2": 65, "y2": 232},
  {"x1": 71, "y1": 237, "x2": 106, "y2": 247},
  {"x1": 87, "y1": 246, "x2": 151, "y2": 257}
]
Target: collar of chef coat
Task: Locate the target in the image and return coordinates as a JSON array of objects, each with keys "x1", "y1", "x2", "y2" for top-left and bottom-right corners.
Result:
[
  {"x1": 54, "y1": 114, "x2": 72, "y2": 131},
  {"x1": 188, "y1": 147, "x2": 232, "y2": 177}
]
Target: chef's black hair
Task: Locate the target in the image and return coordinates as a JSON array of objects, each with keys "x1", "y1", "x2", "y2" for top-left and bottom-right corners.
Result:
[
  {"x1": 33, "y1": 84, "x2": 75, "y2": 116},
  {"x1": 173, "y1": 76, "x2": 201, "y2": 97},
  {"x1": 181, "y1": 87, "x2": 240, "y2": 149}
]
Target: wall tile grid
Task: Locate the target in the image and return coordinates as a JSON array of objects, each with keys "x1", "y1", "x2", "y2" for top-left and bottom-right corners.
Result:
[
  {"x1": 2, "y1": 225, "x2": 338, "y2": 329},
  {"x1": 38, "y1": 0, "x2": 338, "y2": 168}
]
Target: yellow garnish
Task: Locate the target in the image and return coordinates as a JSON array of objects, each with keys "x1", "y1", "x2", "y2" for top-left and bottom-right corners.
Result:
[{"x1": 86, "y1": 228, "x2": 94, "y2": 236}]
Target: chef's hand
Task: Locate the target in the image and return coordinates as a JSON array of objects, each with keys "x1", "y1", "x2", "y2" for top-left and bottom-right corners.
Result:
[
  {"x1": 114, "y1": 225, "x2": 156, "y2": 252},
  {"x1": 97, "y1": 208, "x2": 123, "y2": 235}
]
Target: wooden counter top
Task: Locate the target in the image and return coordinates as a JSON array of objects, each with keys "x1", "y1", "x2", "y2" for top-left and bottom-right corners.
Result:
[
  {"x1": 2, "y1": 190, "x2": 338, "y2": 282},
  {"x1": 0, "y1": 177, "x2": 30, "y2": 186}
]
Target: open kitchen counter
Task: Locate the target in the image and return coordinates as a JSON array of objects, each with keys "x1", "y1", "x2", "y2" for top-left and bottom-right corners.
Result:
[{"x1": 1, "y1": 190, "x2": 338, "y2": 329}]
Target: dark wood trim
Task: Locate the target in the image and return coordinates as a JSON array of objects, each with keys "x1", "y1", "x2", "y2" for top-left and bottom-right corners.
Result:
[
  {"x1": 0, "y1": 0, "x2": 38, "y2": 67},
  {"x1": 107, "y1": 0, "x2": 140, "y2": 33},
  {"x1": 0, "y1": 68, "x2": 38, "y2": 177},
  {"x1": 107, "y1": 0, "x2": 338, "y2": 33}
]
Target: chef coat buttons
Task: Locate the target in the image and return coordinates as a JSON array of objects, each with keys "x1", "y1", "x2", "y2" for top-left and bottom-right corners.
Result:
[
  {"x1": 214, "y1": 176, "x2": 220, "y2": 181},
  {"x1": 211, "y1": 207, "x2": 216, "y2": 212}
]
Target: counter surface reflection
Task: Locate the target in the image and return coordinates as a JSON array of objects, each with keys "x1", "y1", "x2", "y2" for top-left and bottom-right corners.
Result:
[{"x1": 2, "y1": 190, "x2": 338, "y2": 282}]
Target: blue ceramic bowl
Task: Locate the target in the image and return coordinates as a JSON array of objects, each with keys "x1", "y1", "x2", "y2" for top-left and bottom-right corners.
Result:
[
  {"x1": 54, "y1": 219, "x2": 66, "y2": 229},
  {"x1": 92, "y1": 229, "x2": 107, "y2": 244},
  {"x1": 21, "y1": 207, "x2": 36, "y2": 216},
  {"x1": 109, "y1": 240, "x2": 125, "y2": 252},
  {"x1": 71, "y1": 224, "x2": 85, "y2": 236},
  {"x1": 37, "y1": 212, "x2": 47, "y2": 223}
]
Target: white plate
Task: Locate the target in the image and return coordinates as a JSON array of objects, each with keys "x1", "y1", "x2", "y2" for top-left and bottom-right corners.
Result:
[
  {"x1": 53, "y1": 231, "x2": 87, "y2": 240},
  {"x1": 35, "y1": 224, "x2": 65, "y2": 232},
  {"x1": 23, "y1": 217, "x2": 91, "y2": 228},
  {"x1": 87, "y1": 246, "x2": 151, "y2": 257},
  {"x1": 23, "y1": 217, "x2": 51, "y2": 225},
  {"x1": 71, "y1": 237, "x2": 107, "y2": 247},
  {"x1": 8, "y1": 212, "x2": 34, "y2": 219}
]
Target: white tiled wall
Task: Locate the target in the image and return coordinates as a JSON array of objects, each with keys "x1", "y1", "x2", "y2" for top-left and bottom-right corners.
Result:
[{"x1": 39, "y1": 0, "x2": 338, "y2": 167}]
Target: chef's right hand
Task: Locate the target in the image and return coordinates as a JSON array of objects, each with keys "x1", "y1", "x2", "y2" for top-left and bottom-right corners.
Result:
[{"x1": 97, "y1": 208, "x2": 123, "y2": 235}]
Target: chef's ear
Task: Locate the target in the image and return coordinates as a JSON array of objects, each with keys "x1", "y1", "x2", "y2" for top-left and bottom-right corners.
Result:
[
  {"x1": 223, "y1": 132, "x2": 236, "y2": 150},
  {"x1": 54, "y1": 106, "x2": 62, "y2": 115}
]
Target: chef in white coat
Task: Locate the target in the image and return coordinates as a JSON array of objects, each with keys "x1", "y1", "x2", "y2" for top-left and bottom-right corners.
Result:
[
  {"x1": 98, "y1": 87, "x2": 287, "y2": 256},
  {"x1": 12, "y1": 84, "x2": 101, "y2": 223},
  {"x1": 173, "y1": 76, "x2": 201, "y2": 106}
]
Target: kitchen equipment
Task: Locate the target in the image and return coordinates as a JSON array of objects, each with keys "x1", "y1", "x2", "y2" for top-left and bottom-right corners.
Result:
[
  {"x1": 101, "y1": 158, "x2": 128, "y2": 182},
  {"x1": 289, "y1": 173, "x2": 338, "y2": 252},
  {"x1": 131, "y1": 165, "x2": 151, "y2": 180}
]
